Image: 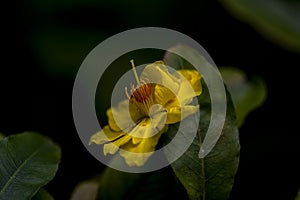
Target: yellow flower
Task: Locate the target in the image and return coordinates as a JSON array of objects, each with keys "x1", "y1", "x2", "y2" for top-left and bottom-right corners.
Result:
[{"x1": 89, "y1": 61, "x2": 202, "y2": 167}]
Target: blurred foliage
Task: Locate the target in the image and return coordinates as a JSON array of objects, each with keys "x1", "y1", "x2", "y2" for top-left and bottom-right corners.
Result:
[
  {"x1": 220, "y1": 67, "x2": 267, "y2": 127},
  {"x1": 219, "y1": 0, "x2": 300, "y2": 53},
  {"x1": 296, "y1": 188, "x2": 300, "y2": 200},
  {"x1": 32, "y1": 188, "x2": 54, "y2": 200},
  {"x1": 0, "y1": 132, "x2": 61, "y2": 200},
  {"x1": 71, "y1": 177, "x2": 100, "y2": 200},
  {"x1": 0, "y1": 133, "x2": 4, "y2": 141}
]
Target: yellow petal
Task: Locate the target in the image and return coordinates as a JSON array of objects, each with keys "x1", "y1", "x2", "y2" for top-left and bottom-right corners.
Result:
[
  {"x1": 129, "y1": 106, "x2": 167, "y2": 142},
  {"x1": 177, "y1": 69, "x2": 202, "y2": 96},
  {"x1": 166, "y1": 105, "x2": 199, "y2": 124},
  {"x1": 107, "y1": 108, "x2": 121, "y2": 132},
  {"x1": 119, "y1": 126, "x2": 167, "y2": 167},
  {"x1": 140, "y1": 62, "x2": 180, "y2": 97},
  {"x1": 141, "y1": 63, "x2": 201, "y2": 108},
  {"x1": 129, "y1": 118, "x2": 151, "y2": 144},
  {"x1": 154, "y1": 84, "x2": 177, "y2": 108},
  {"x1": 141, "y1": 63, "x2": 179, "y2": 108},
  {"x1": 107, "y1": 100, "x2": 143, "y2": 132},
  {"x1": 89, "y1": 126, "x2": 124, "y2": 145},
  {"x1": 103, "y1": 135, "x2": 131, "y2": 155},
  {"x1": 176, "y1": 80, "x2": 198, "y2": 104}
]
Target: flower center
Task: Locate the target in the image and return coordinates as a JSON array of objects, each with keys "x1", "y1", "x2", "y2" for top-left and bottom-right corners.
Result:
[
  {"x1": 131, "y1": 83, "x2": 153, "y2": 103},
  {"x1": 125, "y1": 60, "x2": 155, "y2": 116},
  {"x1": 126, "y1": 82, "x2": 154, "y2": 115}
]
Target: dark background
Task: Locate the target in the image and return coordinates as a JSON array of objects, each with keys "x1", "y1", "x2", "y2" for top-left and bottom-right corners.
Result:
[{"x1": 1, "y1": 0, "x2": 299, "y2": 199}]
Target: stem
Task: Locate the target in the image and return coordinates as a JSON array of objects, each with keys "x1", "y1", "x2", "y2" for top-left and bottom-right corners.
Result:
[{"x1": 197, "y1": 128, "x2": 206, "y2": 200}]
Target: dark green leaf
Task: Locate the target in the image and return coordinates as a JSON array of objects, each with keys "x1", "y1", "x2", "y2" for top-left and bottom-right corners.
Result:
[
  {"x1": 0, "y1": 134, "x2": 4, "y2": 141},
  {"x1": 32, "y1": 188, "x2": 54, "y2": 200},
  {"x1": 220, "y1": 67, "x2": 267, "y2": 127},
  {"x1": 162, "y1": 83, "x2": 240, "y2": 200},
  {"x1": 219, "y1": 0, "x2": 300, "y2": 53},
  {"x1": 0, "y1": 132, "x2": 61, "y2": 200}
]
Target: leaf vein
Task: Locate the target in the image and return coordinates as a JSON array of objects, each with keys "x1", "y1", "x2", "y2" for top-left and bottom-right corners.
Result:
[{"x1": 0, "y1": 144, "x2": 46, "y2": 196}]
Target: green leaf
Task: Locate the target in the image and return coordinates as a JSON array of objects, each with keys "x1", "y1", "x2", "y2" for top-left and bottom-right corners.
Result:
[
  {"x1": 219, "y1": 0, "x2": 300, "y2": 53},
  {"x1": 32, "y1": 188, "x2": 54, "y2": 200},
  {"x1": 0, "y1": 133, "x2": 4, "y2": 141},
  {"x1": 162, "y1": 82, "x2": 240, "y2": 200},
  {"x1": 220, "y1": 67, "x2": 267, "y2": 127},
  {"x1": 0, "y1": 132, "x2": 61, "y2": 200},
  {"x1": 96, "y1": 166, "x2": 187, "y2": 200}
]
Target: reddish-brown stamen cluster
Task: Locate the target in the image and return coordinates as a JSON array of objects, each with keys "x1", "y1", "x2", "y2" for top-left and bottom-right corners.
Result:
[{"x1": 126, "y1": 80, "x2": 154, "y2": 115}]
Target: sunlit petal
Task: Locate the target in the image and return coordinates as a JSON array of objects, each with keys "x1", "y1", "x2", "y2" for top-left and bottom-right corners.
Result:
[
  {"x1": 166, "y1": 105, "x2": 199, "y2": 124},
  {"x1": 140, "y1": 61, "x2": 180, "y2": 95},
  {"x1": 89, "y1": 126, "x2": 124, "y2": 145},
  {"x1": 177, "y1": 69, "x2": 202, "y2": 96},
  {"x1": 103, "y1": 135, "x2": 132, "y2": 155},
  {"x1": 129, "y1": 105, "x2": 167, "y2": 140},
  {"x1": 120, "y1": 126, "x2": 167, "y2": 167},
  {"x1": 107, "y1": 100, "x2": 143, "y2": 132},
  {"x1": 154, "y1": 84, "x2": 177, "y2": 107}
]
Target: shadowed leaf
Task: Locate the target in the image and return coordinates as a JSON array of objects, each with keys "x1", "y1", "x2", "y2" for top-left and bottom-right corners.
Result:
[{"x1": 0, "y1": 132, "x2": 61, "y2": 200}]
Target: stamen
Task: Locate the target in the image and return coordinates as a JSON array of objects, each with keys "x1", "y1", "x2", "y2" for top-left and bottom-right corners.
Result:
[
  {"x1": 130, "y1": 59, "x2": 141, "y2": 86},
  {"x1": 125, "y1": 87, "x2": 131, "y2": 99}
]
